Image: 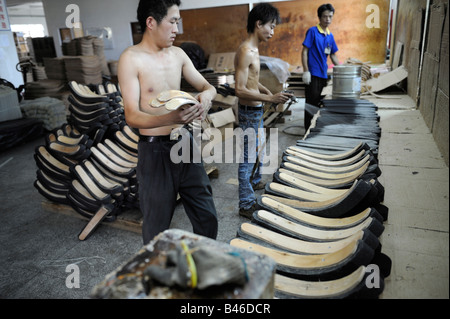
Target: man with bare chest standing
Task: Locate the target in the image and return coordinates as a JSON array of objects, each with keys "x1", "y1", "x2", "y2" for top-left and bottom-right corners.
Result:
[
  {"x1": 234, "y1": 3, "x2": 292, "y2": 218},
  {"x1": 118, "y1": 0, "x2": 218, "y2": 244}
]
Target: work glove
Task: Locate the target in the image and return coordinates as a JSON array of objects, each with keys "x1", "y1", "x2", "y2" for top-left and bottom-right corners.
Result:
[{"x1": 303, "y1": 71, "x2": 311, "y2": 85}]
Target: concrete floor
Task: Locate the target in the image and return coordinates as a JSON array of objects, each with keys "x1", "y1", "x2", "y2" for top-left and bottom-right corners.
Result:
[{"x1": 0, "y1": 94, "x2": 448, "y2": 299}]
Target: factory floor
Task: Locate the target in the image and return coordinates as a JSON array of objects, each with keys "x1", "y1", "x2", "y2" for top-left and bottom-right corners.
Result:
[{"x1": 0, "y1": 93, "x2": 448, "y2": 299}]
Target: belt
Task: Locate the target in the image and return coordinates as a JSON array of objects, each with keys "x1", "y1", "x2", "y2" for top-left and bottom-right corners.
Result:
[
  {"x1": 139, "y1": 135, "x2": 172, "y2": 143},
  {"x1": 239, "y1": 103, "x2": 263, "y2": 111}
]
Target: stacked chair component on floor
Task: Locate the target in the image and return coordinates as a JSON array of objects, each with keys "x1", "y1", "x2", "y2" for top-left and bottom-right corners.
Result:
[
  {"x1": 33, "y1": 80, "x2": 141, "y2": 240},
  {"x1": 251, "y1": 209, "x2": 384, "y2": 242},
  {"x1": 257, "y1": 195, "x2": 383, "y2": 229},
  {"x1": 274, "y1": 265, "x2": 383, "y2": 299},
  {"x1": 237, "y1": 222, "x2": 378, "y2": 255},
  {"x1": 231, "y1": 237, "x2": 375, "y2": 281},
  {"x1": 231, "y1": 98, "x2": 391, "y2": 299}
]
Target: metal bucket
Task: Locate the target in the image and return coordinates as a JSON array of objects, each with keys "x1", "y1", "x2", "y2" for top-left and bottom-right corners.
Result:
[{"x1": 332, "y1": 65, "x2": 362, "y2": 99}]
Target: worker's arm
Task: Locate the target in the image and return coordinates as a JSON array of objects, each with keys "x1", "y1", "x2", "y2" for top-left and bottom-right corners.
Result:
[
  {"x1": 118, "y1": 49, "x2": 202, "y2": 129},
  {"x1": 301, "y1": 46, "x2": 311, "y2": 85},
  {"x1": 301, "y1": 46, "x2": 309, "y2": 72},
  {"x1": 258, "y1": 82, "x2": 273, "y2": 96},
  {"x1": 234, "y1": 47, "x2": 290, "y2": 104},
  {"x1": 179, "y1": 47, "x2": 216, "y2": 119},
  {"x1": 330, "y1": 53, "x2": 340, "y2": 66}
]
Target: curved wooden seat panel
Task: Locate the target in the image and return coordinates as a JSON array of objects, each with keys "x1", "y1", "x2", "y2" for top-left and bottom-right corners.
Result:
[
  {"x1": 230, "y1": 238, "x2": 374, "y2": 279},
  {"x1": 285, "y1": 148, "x2": 367, "y2": 167},
  {"x1": 262, "y1": 179, "x2": 373, "y2": 218},
  {"x1": 258, "y1": 196, "x2": 379, "y2": 228},
  {"x1": 279, "y1": 164, "x2": 363, "y2": 188},
  {"x1": 287, "y1": 142, "x2": 366, "y2": 161},
  {"x1": 274, "y1": 266, "x2": 367, "y2": 298},
  {"x1": 281, "y1": 160, "x2": 369, "y2": 180},
  {"x1": 266, "y1": 182, "x2": 343, "y2": 202},
  {"x1": 284, "y1": 151, "x2": 371, "y2": 173},
  {"x1": 254, "y1": 210, "x2": 381, "y2": 241},
  {"x1": 238, "y1": 222, "x2": 365, "y2": 254}
]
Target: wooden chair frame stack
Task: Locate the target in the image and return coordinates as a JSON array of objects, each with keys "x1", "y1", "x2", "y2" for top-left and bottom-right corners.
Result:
[{"x1": 231, "y1": 99, "x2": 391, "y2": 299}]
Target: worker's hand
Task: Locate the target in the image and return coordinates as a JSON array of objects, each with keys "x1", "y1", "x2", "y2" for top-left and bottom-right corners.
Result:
[
  {"x1": 171, "y1": 104, "x2": 204, "y2": 124},
  {"x1": 270, "y1": 92, "x2": 293, "y2": 105},
  {"x1": 303, "y1": 71, "x2": 311, "y2": 85},
  {"x1": 196, "y1": 93, "x2": 213, "y2": 121}
]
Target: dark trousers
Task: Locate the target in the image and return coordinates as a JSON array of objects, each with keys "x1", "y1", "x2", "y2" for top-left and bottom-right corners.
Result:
[
  {"x1": 137, "y1": 134, "x2": 218, "y2": 244},
  {"x1": 305, "y1": 75, "x2": 328, "y2": 107},
  {"x1": 305, "y1": 75, "x2": 328, "y2": 129}
]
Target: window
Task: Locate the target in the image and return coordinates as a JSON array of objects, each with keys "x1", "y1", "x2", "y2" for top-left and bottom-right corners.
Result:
[{"x1": 11, "y1": 24, "x2": 45, "y2": 38}]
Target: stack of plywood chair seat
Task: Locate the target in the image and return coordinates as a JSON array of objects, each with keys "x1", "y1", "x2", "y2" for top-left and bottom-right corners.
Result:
[
  {"x1": 64, "y1": 56, "x2": 103, "y2": 85},
  {"x1": 24, "y1": 79, "x2": 67, "y2": 100},
  {"x1": 60, "y1": 36, "x2": 110, "y2": 84},
  {"x1": 231, "y1": 99, "x2": 391, "y2": 299},
  {"x1": 33, "y1": 81, "x2": 140, "y2": 240},
  {"x1": 67, "y1": 81, "x2": 126, "y2": 141},
  {"x1": 43, "y1": 57, "x2": 68, "y2": 82},
  {"x1": 19, "y1": 97, "x2": 67, "y2": 131},
  {"x1": 92, "y1": 37, "x2": 110, "y2": 77}
]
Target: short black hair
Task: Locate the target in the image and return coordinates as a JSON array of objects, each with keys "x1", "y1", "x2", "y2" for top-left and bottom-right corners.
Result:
[
  {"x1": 247, "y1": 3, "x2": 281, "y2": 34},
  {"x1": 318, "y1": 3, "x2": 335, "y2": 18},
  {"x1": 137, "y1": 0, "x2": 181, "y2": 32}
]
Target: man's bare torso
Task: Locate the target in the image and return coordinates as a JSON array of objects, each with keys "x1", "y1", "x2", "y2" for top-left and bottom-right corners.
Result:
[
  {"x1": 236, "y1": 42, "x2": 262, "y2": 106},
  {"x1": 129, "y1": 44, "x2": 184, "y2": 136}
]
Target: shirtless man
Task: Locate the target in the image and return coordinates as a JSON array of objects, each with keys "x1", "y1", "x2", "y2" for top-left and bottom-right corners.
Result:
[
  {"x1": 118, "y1": 0, "x2": 218, "y2": 244},
  {"x1": 234, "y1": 3, "x2": 292, "y2": 218}
]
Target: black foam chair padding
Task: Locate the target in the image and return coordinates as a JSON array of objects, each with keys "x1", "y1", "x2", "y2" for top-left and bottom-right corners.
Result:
[
  {"x1": 256, "y1": 195, "x2": 384, "y2": 226},
  {"x1": 68, "y1": 81, "x2": 110, "y2": 104},
  {"x1": 35, "y1": 170, "x2": 69, "y2": 195},
  {"x1": 286, "y1": 142, "x2": 372, "y2": 161},
  {"x1": 68, "y1": 104, "x2": 111, "y2": 120},
  {"x1": 81, "y1": 161, "x2": 125, "y2": 195},
  {"x1": 67, "y1": 191, "x2": 102, "y2": 215},
  {"x1": 237, "y1": 222, "x2": 381, "y2": 253},
  {"x1": 252, "y1": 208, "x2": 385, "y2": 241},
  {"x1": 281, "y1": 155, "x2": 380, "y2": 178},
  {"x1": 90, "y1": 147, "x2": 136, "y2": 178},
  {"x1": 114, "y1": 131, "x2": 138, "y2": 153},
  {"x1": 274, "y1": 266, "x2": 385, "y2": 299},
  {"x1": 70, "y1": 164, "x2": 113, "y2": 204},
  {"x1": 276, "y1": 166, "x2": 379, "y2": 190},
  {"x1": 33, "y1": 179, "x2": 70, "y2": 206},
  {"x1": 230, "y1": 237, "x2": 376, "y2": 281},
  {"x1": 264, "y1": 177, "x2": 376, "y2": 218},
  {"x1": 89, "y1": 157, "x2": 131, "y2": 188}
]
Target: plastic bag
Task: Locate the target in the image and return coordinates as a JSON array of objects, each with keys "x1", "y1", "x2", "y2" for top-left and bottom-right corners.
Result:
[{"x1": 260, "y1": 56, "x2": 291, "y2": 84}]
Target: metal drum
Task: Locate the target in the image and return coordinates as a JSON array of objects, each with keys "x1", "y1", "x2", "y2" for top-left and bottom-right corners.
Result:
[{"x1": 332, "y1": 65, "x2": 362, "y2": 99}]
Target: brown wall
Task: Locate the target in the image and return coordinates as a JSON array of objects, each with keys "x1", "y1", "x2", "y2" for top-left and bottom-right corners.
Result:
[
  {"x1": 176, "y1": 0, "x2": 390, "y2": 67},
  {"x1": 175, "y1": 4, "x2": 248, "y2": 57}
]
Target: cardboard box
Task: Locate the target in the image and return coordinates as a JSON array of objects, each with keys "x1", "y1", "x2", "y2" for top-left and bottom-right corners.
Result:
[
  {"x1": 207, "y1": 52, "x2": 236, "y2": 73},
  {"x1": 260, "y1": 68, "x2": 284, "y2": 94},
  {"x1": 202, "y1": 107, "x2": 236, "y2": 159},
  {"x1": 208, "y1": 106, "x2": 235, "y2": 128},
  {"x1": 213, "y1": 94, "x2": 237, "y2": 106},
  {"x1": 364, "y1": 65, "x2": 408, "y2": 93}
]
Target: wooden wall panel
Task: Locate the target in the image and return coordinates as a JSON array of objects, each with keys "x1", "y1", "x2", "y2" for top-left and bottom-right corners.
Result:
[
  {"x1": 175, "y1": 5, "x2": 248, "y2": 57},
  {"x1": 393, "y1": 0, "x2": 428, "y2": 69},
  {"x1": 176, "y1": 0, "x2": 390, "y2": 67}
]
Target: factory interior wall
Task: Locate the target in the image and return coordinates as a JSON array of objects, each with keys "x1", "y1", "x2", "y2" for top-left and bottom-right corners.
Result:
[
  {"x1": 176, "y1": 0, "x2": 391, "y2": 67},
  {"x1": 42, "y1": 0, "x2": 390, "y2": 66},
  {"x1": 39, "y1": 0, "x2": 447, "y2": 163},
  {"x1": 393, "y1": 0, "x2": 448, "y2": 165}
]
